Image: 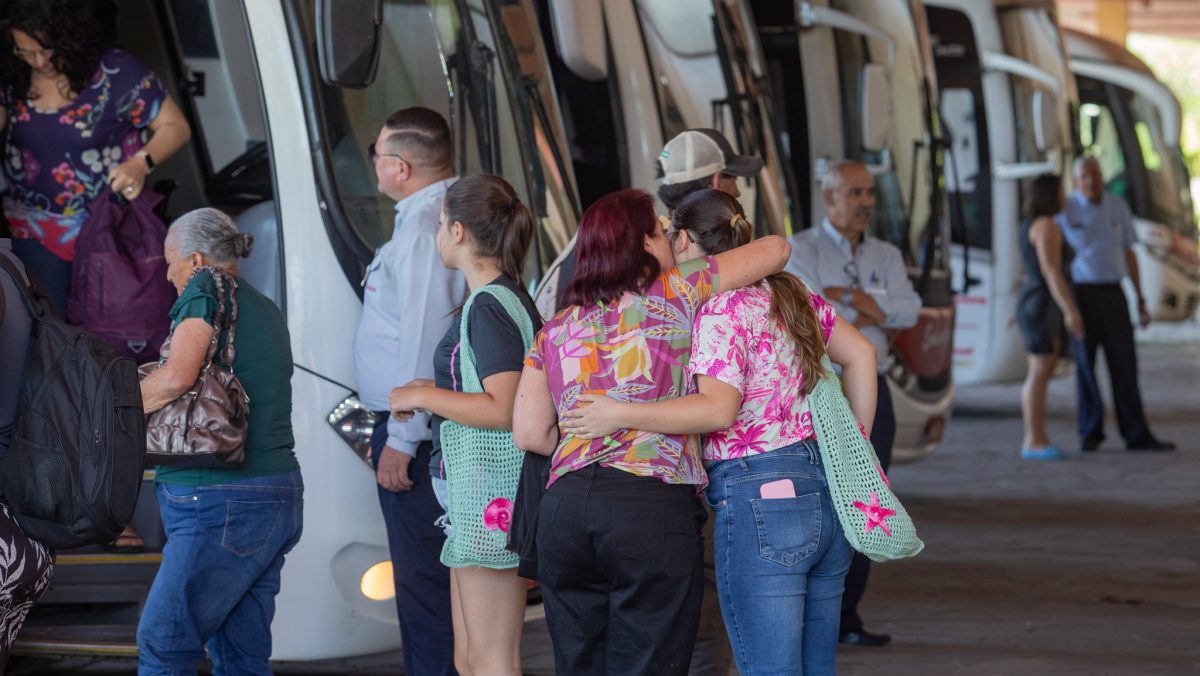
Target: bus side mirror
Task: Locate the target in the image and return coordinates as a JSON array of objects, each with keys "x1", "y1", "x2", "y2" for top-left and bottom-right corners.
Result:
[
  {"x1": 1033, "y1": 89, "x2": 1060, "y2": 152},
  {"x1": 317, "y1": 0, "x2": 383, "y2": 88},
  {"x1": 860, "y1": 63, "x2": 892, "y2": 153},
  {"x1": 549, "y1": 0, "x2": 607, "y2": 81}
]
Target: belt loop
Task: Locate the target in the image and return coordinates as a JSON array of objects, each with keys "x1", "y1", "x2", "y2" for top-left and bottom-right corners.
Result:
[{"x1": 738, "y1": 457, "x2": 750, "y2": 471}]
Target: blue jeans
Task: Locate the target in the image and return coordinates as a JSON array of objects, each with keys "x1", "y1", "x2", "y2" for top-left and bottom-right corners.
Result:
[
  {"x1": 137, "y1": 469, "x2": 304, "y2": 676},
  {"x1": 704, "y1": 442, "x2": 853, "y2": 676}
]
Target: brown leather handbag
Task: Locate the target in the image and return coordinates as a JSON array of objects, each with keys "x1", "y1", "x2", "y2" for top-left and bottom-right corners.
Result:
[{"x1": 140, "y1": 267, "x2": 249, "y2": 468}]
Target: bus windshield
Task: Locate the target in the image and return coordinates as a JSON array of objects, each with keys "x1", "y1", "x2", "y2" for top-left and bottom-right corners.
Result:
[
  {"x1": 998, "y1": 7, "x2": 1071, "y2": 168},
  {"x1": 832, "y1": 0, "x2": 947, "y2": 272},
  {"x1": 286, "y1": 0, "x2": 577, "y2": 287}
]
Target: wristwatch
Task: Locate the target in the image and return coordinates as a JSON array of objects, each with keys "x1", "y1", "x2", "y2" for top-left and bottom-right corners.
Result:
[{"x1": 137, "y1": 150, "x2": 156, "y2": 173}]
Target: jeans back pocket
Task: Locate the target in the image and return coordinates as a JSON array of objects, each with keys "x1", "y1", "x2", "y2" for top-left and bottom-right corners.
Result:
[
  {"x1": 221, "y1": 500, "x2": 284, "y2": 557},
  {"x1": 750, "y1": 492, "x2": 822, "y2": 567}
]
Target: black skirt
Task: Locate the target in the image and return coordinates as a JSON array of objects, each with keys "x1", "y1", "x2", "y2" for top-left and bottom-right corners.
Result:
[{"x1": 1016, "y1": 288, "x2": 1066, "y2": 355}]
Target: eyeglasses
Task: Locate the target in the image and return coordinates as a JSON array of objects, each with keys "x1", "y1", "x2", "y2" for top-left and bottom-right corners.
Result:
[
  {"x1": 13, "y1": 46, "x2": 53, "y2": 60},
  {"x1": 367, "y1": 142, "x2": 404, "y2": 164}
]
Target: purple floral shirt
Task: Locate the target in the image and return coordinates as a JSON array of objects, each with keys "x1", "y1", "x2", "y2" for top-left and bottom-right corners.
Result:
[
  {"x1": 687, "y1": 282, "x2": 837, "y2": 461},
  {"x1": 2, "y1": 49, "x2": 166, "y2": 261}
]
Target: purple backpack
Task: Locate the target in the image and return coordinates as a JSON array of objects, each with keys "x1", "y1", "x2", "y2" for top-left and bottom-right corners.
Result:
[{"x1": 67, "y1": 189, "x2": 175, "y2": 360}]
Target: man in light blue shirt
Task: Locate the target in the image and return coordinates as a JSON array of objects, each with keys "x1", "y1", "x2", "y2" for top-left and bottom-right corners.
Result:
[
  {"x1": 786, "y1": 159, "x2": 920, "y2": 648},
  {"x1": 352, "y1": 107, "x2": 466, "y2": 675},
  {"x1": 1057, "y1": 156, "x2": 1173, "y2": 452}
]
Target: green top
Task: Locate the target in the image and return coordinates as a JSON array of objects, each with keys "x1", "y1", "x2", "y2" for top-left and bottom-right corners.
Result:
[{"x1": 155, "y1": 269, "x2": 299, "y2": 485}]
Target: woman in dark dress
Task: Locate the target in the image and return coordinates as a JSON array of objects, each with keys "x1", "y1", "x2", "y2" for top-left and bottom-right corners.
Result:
[{"x1": 1017, "y1": 174, "x2": 1083, "y2": 460}]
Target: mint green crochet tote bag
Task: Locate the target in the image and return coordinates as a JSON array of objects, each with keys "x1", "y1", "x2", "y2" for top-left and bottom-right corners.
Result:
[
  {"x1": 440, "y1": 285, "x2": 534, "y2": 570},
  {"x1": 810, "y1": 354, "x2": 923, "y2": 562}
]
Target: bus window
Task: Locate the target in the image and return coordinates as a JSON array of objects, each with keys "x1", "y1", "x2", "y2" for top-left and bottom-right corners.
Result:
[
  {"x1": 294, "y1": 0, "x2": 485, "y2": 256},
  {"x1": 1079, "y1": 100, "x2": 1131, "y2": 203}
]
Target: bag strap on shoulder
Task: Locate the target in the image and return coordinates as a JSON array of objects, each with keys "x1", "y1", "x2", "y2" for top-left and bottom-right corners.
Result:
[
  {"x1": 456, "y1": 284, "x2": 536, "y2": 394},
  {"x1": 0, "y1": 250, "x2": 51, "y2": 319},
  {"x1": 190, "y1": 266, "x2": 240, "y2": 369}
]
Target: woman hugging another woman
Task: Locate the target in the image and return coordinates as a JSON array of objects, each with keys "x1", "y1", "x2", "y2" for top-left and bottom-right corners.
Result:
[{"x1": 562, "y1": 189, "x2": 879, "y2": 676}]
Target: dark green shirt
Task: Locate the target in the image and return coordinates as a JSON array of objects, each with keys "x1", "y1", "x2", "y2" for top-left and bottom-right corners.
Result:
[{"x1": 155, "y1": 270, "x2": 299, "y2": 485}]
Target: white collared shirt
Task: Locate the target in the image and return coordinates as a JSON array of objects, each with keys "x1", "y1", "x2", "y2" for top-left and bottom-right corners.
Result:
[
  {"x1": 352, "y1": 178, "x2": 468, "y2": 455},
  {"x1": 785, "y1": 218, "x2": 920, "y2": 373}
]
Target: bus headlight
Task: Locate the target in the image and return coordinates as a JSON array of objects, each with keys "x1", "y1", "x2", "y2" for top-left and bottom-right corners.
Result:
[
  {"x1": 360, "y1": 561, "x2": 395, "y2": 601},
  {"x1": 328, "y1": 395, "x2": 375, "y2": 465}
]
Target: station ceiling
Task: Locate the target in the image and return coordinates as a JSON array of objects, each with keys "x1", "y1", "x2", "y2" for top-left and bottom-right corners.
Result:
[{"x1": 1058, "y1": 0, "x2": 1200, "y2": 39}]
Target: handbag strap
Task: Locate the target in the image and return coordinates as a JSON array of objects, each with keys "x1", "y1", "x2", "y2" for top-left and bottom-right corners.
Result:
[
  {"x1": 456, "y1": 284, "x2": 535, "y2": 394},
  {"x1": 190, "y1": 266, "x2": 239, "y2": 369}
]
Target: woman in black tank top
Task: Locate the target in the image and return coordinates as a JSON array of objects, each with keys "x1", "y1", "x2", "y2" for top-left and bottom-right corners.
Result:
[{"x1": 1017, "y1": 174, "x2": 1083, "y2": 460}]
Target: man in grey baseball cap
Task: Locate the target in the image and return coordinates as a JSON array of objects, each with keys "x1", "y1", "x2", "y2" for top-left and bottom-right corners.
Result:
[{"x1": 657, "y1": 128, "x2": 764, "y2": 211}]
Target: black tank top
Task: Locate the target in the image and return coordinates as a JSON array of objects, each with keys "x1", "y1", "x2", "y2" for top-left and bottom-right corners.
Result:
[{"x1": 1019, "y1": 216, "x2": 1072, "y2": 300}]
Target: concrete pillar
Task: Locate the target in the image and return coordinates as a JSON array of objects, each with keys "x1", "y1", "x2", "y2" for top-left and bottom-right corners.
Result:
[{"x1": 1094, "y1": 0, "x2": 1129, "y2": 46}]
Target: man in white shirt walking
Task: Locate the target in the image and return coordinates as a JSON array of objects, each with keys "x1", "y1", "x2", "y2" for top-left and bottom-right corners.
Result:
[
  {"x1": 787, "y1": 159, "x2": 921, "y2": 648},
  {"x1": 352, "y1": 107, "x2": 467, "y2": 675}
]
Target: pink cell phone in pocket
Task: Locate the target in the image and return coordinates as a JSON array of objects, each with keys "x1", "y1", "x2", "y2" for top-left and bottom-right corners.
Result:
[{"x1": 759, "y1": 479, "x2": 796, "y2": 499}]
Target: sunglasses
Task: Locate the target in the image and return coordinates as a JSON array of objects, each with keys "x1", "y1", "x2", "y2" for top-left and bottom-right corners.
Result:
[{"x1": 367, "y1": 142, "x2": 405, "y2": 164}]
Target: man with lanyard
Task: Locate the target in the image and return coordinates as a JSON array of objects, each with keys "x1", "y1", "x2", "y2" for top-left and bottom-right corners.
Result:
[
  {"x1": 786, "y1": 159, "x2": 920, "y2": 648},
  {"x1": 352, "y1": 107, "x2": 467, "y2": 675},
  {"x1": 1059, "y1": 156, "x2": 1174, "y2": 452}
]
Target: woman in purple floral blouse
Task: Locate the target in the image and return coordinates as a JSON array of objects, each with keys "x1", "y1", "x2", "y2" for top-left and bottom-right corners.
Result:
[{"x1": 0, "y1": 0, "x2": 191, "y2": 313}]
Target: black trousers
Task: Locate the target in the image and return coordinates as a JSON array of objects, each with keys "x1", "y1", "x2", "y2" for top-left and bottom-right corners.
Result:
[
  {"x1": 537, "y1": 464, "x2": 705, "y2": 676},
  {"x1": 370, "y1": 414, "x2": 457, "y2": 676},
  {"x1": 1070, "y1": 283, "x2": 1152, "y2": 444},
  {"x1": 840, "y1": 374, "x2": 895, "y2": 633}
]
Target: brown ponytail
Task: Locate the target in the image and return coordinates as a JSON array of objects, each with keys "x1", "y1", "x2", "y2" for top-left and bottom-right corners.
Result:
[
  {"x1": 443, "y1": 174, "x2": 535, "y2": 281},
  {"x1": 673, "y1": 189, "x2": 827, "y2": 391}
]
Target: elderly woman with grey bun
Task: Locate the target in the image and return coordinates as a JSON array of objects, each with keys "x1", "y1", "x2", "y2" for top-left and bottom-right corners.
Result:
[{"x1": 135, "y1": 208, "x2": 303, "y2": 675}]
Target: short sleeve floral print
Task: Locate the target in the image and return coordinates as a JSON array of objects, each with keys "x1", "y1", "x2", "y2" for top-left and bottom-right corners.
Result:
[
  {"x1": 2, "y1": 49, "x2": 167, "y2": 261},
  {"x1": 525, "y1": 257, "x2": 719, "y2": 488},
  {"x1": 687, "y1": 282, "x2": 837, "y2": 461}
]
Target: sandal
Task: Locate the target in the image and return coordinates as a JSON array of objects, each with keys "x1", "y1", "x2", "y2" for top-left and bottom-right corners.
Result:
[{"x1": 105, "y1": 526, "x2": 145, "y2": 554}]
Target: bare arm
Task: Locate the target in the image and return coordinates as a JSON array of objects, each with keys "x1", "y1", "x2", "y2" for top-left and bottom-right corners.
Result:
[
  {"x1": 558, "y1": 376, "x2": 743, "y2": 439},
  {"x1": 824, "y1": 315, "x2": 877, "y2": 436},
  {"x1": 1030, "y1": 216, "x2": 1083, "y2": 338},
  {"x1": 109, "y1": 96, "x2": 193, "y2": 199},
  {"x1": 512, "y1": 365, "x2": 559, "y2": 456},
  {"x1": 390, "y1": 371, "x2": 521, "y2": 431},
  {"x1": 711, "y1": 235, "x2": 790, "y2": 293},
  {"x1": 139, "y1": 318, "x2": 213, "y2": 413}
]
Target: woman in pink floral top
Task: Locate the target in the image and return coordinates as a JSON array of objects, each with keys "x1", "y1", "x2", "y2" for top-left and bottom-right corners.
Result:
[
  {"x1": 513, "y1": 189, "x2": 790, "y2": 676},
  {"x1": 562, "y1": 190, "x2": 878, "y2": 675}
]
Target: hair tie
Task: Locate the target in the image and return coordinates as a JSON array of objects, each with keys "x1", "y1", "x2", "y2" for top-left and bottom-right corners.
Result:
[{"x1": 730, "y1": 214, "x2": 744, "y2": 230}]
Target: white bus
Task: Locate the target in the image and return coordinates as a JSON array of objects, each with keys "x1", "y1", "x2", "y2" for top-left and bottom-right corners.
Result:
[
  {"x1": 538, "y1": 0, "x2": 954, "y2": 461},
  {"x1": 924, "y1": 0, "x2": 1079, "y2": 384},
  {"x1": 17, "y1": 0, "x2": 578, "y2": 662},
  {"x1": 728, "y1": 0, "x2": 955, "y2": 461},
  {"x1": 1065, "y1": 29, "x2": 1200, "y2": 322}
]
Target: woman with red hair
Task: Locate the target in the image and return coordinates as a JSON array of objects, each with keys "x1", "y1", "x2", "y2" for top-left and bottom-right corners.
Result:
[{"x1": 513, "y1": 188, "x2": 789, "y2": 675}]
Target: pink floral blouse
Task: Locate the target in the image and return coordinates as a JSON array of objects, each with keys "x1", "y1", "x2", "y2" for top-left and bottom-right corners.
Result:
[{"x1": 687, "y1": 282, "x2": 837, "y2": 461}]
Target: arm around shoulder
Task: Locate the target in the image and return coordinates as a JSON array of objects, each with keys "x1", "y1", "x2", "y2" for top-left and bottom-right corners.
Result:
[{"x1": 713, "y1": 235, "x2": 790, "y2": 293}]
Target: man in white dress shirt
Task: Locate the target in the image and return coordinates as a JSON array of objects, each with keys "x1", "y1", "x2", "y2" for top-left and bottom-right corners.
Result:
[
  {"x1": 786, "y1": 159, "x2": 921, "y2": 648},
  {"x1": 352, "y1": 107, "x2": 467, "y2": 676}
]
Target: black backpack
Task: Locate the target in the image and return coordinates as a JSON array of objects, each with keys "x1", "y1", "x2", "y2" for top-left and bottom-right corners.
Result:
[{"x1": 0, "y1": 253, "x2": 146, "y2": 549}]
